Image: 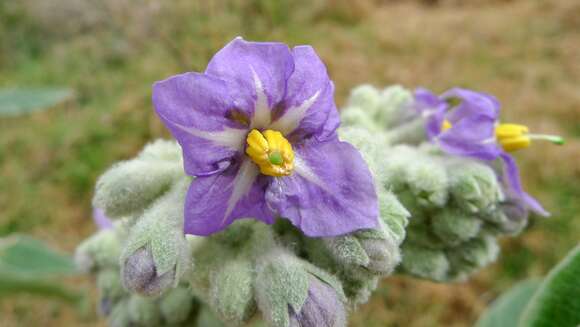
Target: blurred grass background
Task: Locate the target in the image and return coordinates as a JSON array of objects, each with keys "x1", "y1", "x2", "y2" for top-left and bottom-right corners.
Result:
[{"x1": 0, "y1": 0, "x2": 578, "y2": 326}]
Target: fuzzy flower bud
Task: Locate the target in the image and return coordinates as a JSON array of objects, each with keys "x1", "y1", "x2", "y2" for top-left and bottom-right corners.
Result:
[
  {"x1": 342, "y1": 84, "x2": 414, "y2": 130},
  {"x1": 346, "y1": 84, "x2": 381, "y2": 115},
  {"x1": 209, "y1": 259, "x2": 256, "y2": 326},
  {"x1": 159, "y1": 287, "x2": 197, "y2": 325},
  {"x1": 97, "y1": 269, "x2": 127, "y2": 316},
  {"x1": 121, "y1": 178, "x2": 191, "y2": 296},
  {"x1": 109, "y1": 299, "x2": 131, "y2": 327},
  {"x1": 93, "y1": 140, "x2": 184, "y2": 219},
  {"x1": 122, "y1": 247, "x2": 176, "y2": 297},
  {"x1": 254, "y1": 249, "x2": 346, "y2": 327},
  {"x1": 446, "y1": 158, "x2": 503, "y2": 213},
  {"x1": 127, "y1": 295, "x2": 162, "y2": 327},
  {"x1": 288, "y1": 277, "x2": 347, "y2": 327},
  {"x1": 74, "y1": 225, "x2": 124, "y2": 273},
  {"x1": 375, "y1": 85, "x2": 414, "y2": 128}
]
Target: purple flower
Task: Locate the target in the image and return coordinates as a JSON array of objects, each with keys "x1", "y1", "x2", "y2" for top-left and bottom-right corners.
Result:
[
  {"x1": 414, "y1": 87, "x2": 563, "y2": 216},
  {"x1": 93, "y1": 207, "x2": 113, "y2": 230},
  {"x1": 153, "y1": 37, "x2": 378, "y2": 237}
]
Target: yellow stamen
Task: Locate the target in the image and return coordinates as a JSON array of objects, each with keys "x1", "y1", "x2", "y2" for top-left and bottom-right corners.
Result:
[
  {"x1": 495, "y1": 124, "x2": 530, "y2": 152},
  {"x1": 246, "y1": 129, "x2": 294, "y2": 177},
  {"x1": 441, "y1": 120, "x2": 452, "y2": 132},
  {"x1": 496, "y1": 123, "x2": 565, "y2": 152}
]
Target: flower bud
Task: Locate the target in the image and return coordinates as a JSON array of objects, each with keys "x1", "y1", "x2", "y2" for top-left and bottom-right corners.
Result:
[
  {"x1": 375, "y1": 85, "x2": 414, "y2": 128},
  {"x1": 121, "y1": 178, "x2": 191, "y2": 296},
  {"x1": 254, "y1": 249, "x2": 346, "y2": 327},
  {"x1": 377, "y1": 190, "x2": 410, "y2": 244},
  {"x1": 196, "y1": 306, "x2": 228, "y2": 327},
  {"x1": 75, "y1": 227, "x2": 123, "y2": 273},
  {"x1": 345, "y1": 84, "x2": 381, "y2": 116},
  {"x1": 447, "y1": 235, "x2": 499, "y2": 281},
  {"x1": 288, "y1": 277, "x2": 347, "y2": 327},
  {"x1": 431, "y1": 208, "x2": 482, "y2": 246},
  {"x1": 340, "y1": 107, "x2": 378, "y2": 132},
  {"x1": 159, "y1": 287, "x2": 197, "y2": 325},
  {"x1": 93, "y1": 157, "x2": 183, "y2": 219},
  {"x1": 97, "y1": 269, "x2": 126, "y2": 316},
  {"x1": 447, "y1": 159, "x2": 503, "y2": 213},
  {"x1": 108, "y1": 299, "x2": 131, "y2": 327},
  {"x1": 480, "y1": 200, "x2": 528, "y2": 235},
  {"x1": 122, "y1": 247, "x2": 176, "y2": 297},
  {"x1": 209, "y1": 259, "x2": 256, "y2": 325},
  {"x1": 127, "y1": 295, "x2": 162, "y2": 327},
  {"x1": 137, "y1": 139, "x2": 182, "y2": 162},
  {"x1": 400, "y1": 243, "x2": 450, "y2": 282}
]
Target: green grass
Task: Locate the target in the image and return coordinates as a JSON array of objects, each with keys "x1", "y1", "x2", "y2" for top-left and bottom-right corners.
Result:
[{"x1": 1, "y1": 0, "x2": 579, "y2": 325}]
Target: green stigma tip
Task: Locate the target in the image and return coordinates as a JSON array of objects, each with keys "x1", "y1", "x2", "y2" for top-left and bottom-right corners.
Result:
[
  {"x1": 554, "y1": 137, "x2": 565, "y2": 145},
  {"x1": 268, "y1": 152, "x2": 283, "y2": 165}
]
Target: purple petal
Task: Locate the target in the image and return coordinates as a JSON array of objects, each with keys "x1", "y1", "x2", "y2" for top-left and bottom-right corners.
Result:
[
  {"x1": 442, "y1": 88, "x2": 500, "y2": 122},
  {"x1": 438, "y1": 114, "x2": 501, "y2": 160},
  {"x1": 270, "y1": 46, "x2": 339, "y2": 142},
  {"x1": 414, "y1": 87, "x2": 445, "y2": 111},
  {"x1": 499, "y1": 153, "x2": 549, "y2": 216},
  {"x1": 414, "y1": 88, "x2": 447, "y2": 139},
  {"x1": 183, "y1": 160, "x2": 274, "y2": 235},
  {"x1": 265, "y1": 140, "x2": 379, "y2": 237},
  {"x1": 205, "y1": 37, "x2": 294, "y2": 128},
  {"x1": 153, "y1": 72, "x2": 249, "y2": 176},
  {"x1": 92, "y1": 207, "x2": 113, "y2": 230}
]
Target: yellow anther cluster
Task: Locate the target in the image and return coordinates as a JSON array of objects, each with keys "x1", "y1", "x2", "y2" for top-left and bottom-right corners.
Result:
[
  {"x1": 246, "y1": 129, "x2": 294, "y2": 177},
  {"x1": 441, "y1": 120, "x2": 452, "y2": 132},
  {"x1": 495, "y1": 123, "x2": 531, "y2": 152}
]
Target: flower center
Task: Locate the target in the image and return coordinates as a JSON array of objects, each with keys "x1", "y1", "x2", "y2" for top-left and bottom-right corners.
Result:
[
  {"x1": 245, "y1": 129, "x2": 294, "y2": 177},
  {"x1": 442, "y1": 120, "x2": 564, "y2": 152}
]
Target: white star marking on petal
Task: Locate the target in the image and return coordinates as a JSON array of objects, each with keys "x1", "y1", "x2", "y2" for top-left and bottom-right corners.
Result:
[
  {"x1": 174, "y1": 123, "x2": 247, "y2": 151},
  {"x1": 250, "y1": 67, "x2": 272, "y2": 129},
  {"x1": 293, "y1": 154, "x2": 330, "y2": 193},
  {"x1": 269, "y1": 91, "x2": 320, "y2": 135},
  {"x1": 223, "y1": 159, "x2": 260, "y2": 224}
]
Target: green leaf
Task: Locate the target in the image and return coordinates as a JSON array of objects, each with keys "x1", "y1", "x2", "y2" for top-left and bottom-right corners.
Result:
[
  {"x1": 0, "y1": 270, "x2": 82, "y2": 303},
  {"x1": 475, "y1": 279, "x2": 541, "y2": 327},
  {"x1": 520, "y1": 244, "x2": 580, "y2": 327},
  {"x1": 0, "y1": 235, "x2": 77, "y2": 277},
  {"x1": 0, "y1": 235, "x2": 83, "y2": 305},
  {"x1": 0, "y1": 88, "x2": 73, "y2": 117}
]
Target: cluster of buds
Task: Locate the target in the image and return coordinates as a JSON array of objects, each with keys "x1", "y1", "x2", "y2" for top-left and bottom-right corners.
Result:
[
  {"x1": 76, "y1": 82, "x2": 555, "y2": 326},
  {"x1": 341, "y1": 85, "x2": 537, "y2": 281}
]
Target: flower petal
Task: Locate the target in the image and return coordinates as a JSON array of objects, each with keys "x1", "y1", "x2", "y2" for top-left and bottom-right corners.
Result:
[
  {"x1": 153, "y1": 72, "x2": 248, "y2": 176},
  {"x1": 205, "y1": 37, "x2": 295, "y2": 129},
  {"x1": 437, "y1": 114, "x2": 501, "y2": 160},
  {"x1": 414, "y1": 88, "x2": 448, "y2": 139},
  {"x1": 499, "y1": 153, "x2": 549, "y2": 216},
  {"x1": 442, "y1": 88, "x2": 500, "y2": 122},
  {"x1": 270, "y1": 46, "x2": 339, "y2": 142},
  {"x1": 183, "y1": 160, "x2": 274, "y2": 235},
  {"x1": 265, "y1": 140, "x2": 379, "y2": 237}
]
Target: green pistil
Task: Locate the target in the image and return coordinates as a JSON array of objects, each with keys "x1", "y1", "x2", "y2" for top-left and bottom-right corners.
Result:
[
  {"x1": 528, "y1": 134, "x2": 565, "y2": 145},
  {"x1": 268, "y1": 152, "x2": 283, "y2": 165}
]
